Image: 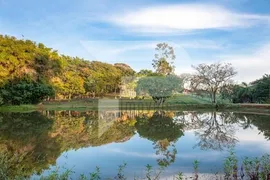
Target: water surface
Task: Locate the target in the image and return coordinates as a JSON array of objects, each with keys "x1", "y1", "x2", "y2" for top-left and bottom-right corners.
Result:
[{"x1": 0, "y1": 110, "x2": 269, "y2": 179}]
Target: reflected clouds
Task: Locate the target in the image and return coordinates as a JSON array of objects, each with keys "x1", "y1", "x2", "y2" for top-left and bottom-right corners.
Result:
[{"x1": 0, "y1": 110, "x2": 270, "y2": 178}]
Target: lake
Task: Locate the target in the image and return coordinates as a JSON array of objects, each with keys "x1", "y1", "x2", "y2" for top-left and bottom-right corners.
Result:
[{"x1": 0, "y1": 109, "x2": 270, "y2": 179}]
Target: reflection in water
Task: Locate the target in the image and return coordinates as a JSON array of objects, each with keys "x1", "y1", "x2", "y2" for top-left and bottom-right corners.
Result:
[
  {"x1": 0, "y1": 110, "x2": 270, "y2": 178},
  {"x1": 0, "y1": 112, "x2": 56, "y2": 178},
  {"x1": 136, "y1": 111, "x2": 184, "y2": 167},
  {"x1": 174, "y1": 111, "x2": 238, "y2": 150},
  {"x1": 193, "y1": 112, "x2": 238, "y2": 151}
]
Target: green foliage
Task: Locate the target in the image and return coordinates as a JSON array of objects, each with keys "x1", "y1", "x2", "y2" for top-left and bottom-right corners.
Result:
[
  {"x1": 0, "y1": 79, "x2": 54, "y2": 105},
  {"x1": 252, "y1": 74, "x2": 270, "y2": 103},
  {"x1": 243, "y1": 157, "x2": 260, "y2": 179},
  {"x1": 232, "y1": 84, "x2": 254, "y2": 103},
  {"x1": 260, "y1": 154, "x2": 270, "y2": 179},
  {"x1": 175, "y1": 172, "x2": 184, "y2": 180},
  {"x1": 0, "y1": 112, "x2": 56, "y2": 179},
  {"x1": 193, "y1": 160, "x2": 199, "y2": 180},
  {"x1": 193, "y1": 160, "x2": 199, "y2": 172},
  {"x1": 152, "y1": 43, "x2": 175, "y2": 75},
  {"x1": 137, "y1": 69, "x2": 161, "y2": 77},
  {"x1": 0, "y1": 111, "x2": 135, "y2": 179},
  {"x1": 223, "y1": 149, "x2": 238, "y2": 179},
  {"x1": 136, "y1": 75, "x2": 183, "y2": 104},
  {"x1": 136, "y1": 111, "x2": 183, "y2": 168},
  {"x1": 145, "y1": 164, "x2": 153, "y2": 180},
  {"x1": 89, "y1": 167, "x2": 101, "y2": 180},
  {"x1": 114, "y1": 63, "x2": 135, "y2": 76},
  {"x1": 220, "y1": 74, "x2": 270, "y2": 104},
  {"x1": 0, "y1": 95, "x2": 3, "y2": 106},
  {"x1": 0, "y1": 35, "x2": 136, "y2": 103},
  {"x1": 115, "y1": 163, "x2": 127, "y2": 180},
  {"x1": 135, "y1": 111, "x2": 184, "y2": 142},
  {"x1": 40, "y1": 167, "x2": 74, "y2": 180}
]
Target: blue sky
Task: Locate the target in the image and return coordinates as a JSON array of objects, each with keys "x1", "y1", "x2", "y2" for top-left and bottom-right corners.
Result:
[{"x1": 0, "y1": 0, "x2": 270, "y2": 82}]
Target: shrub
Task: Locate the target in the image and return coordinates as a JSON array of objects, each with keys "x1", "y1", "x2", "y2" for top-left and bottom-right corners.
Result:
[
  {"x1": 0, "y1": 95, "x2": 3, "y2": 106},
  {"x1": 0, "y1": 79, "x2": 54, "y2": 105}
]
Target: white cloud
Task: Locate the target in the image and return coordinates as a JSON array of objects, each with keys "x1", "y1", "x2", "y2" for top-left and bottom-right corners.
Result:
[
  {"x1": 175, "y1": 43, "x2": 270, "y2": 82},
  {"x1": 107, "y1": 4, "x2": 270, "y2": 33},
  {"x1": 79, "y1": 40, "x2": 197, "y2": 72},
  {"x1": 79, "y1": 39, "x2": 270, "y2": 82},
  {"x1": 108, "y1": 148, "x2": 160, "y2": 158},
  {"x1": 219, "y1": 43, "x2": 270, "y2": 82}
]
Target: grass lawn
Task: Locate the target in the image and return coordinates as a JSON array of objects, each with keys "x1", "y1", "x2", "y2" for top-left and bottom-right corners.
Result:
[
  {"x1": 0, "y1": 94, "x2": 213, "y2": 112},
  {"x1": 0, "y1": 94, "x2": 269, "y2": 112}
]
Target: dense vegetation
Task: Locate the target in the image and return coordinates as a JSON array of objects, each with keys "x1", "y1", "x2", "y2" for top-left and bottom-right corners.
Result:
[
  {"x1": 0, "y1": 35, "x2": 135, "y2": 105},
  {"x1": 1, "y1": 34, "x2": 269, "y2": 106},
  {"x1": 220, "y1": 74, "x2": 270, "y2": 103}
]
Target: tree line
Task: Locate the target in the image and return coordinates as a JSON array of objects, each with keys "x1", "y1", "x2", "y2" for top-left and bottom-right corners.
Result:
[
  {"x1": 0, "y1": 36, "x2": 183, "y2": 105},
  {"x1": 1, "y1": 34, "x2": 269, "y2": 105},
  {"x1": 220, "y1": 74, "x2": 270, "y2": 103},
  {"x1": 0, "y1": 35, "x2": 135, "y2": 105}
]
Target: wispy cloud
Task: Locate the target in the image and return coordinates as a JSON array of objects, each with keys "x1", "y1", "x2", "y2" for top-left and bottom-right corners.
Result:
[
  {"x1": 107, "y1": 4, "x2": 270, "y2": 33},
  {"x1": 1, "y1": 1, "x2": 269, "y2": 82},
  {"x1": 218, "y1": 43, "x2": 270, "y2": 82},
  {"x1": 109, "y1": 148, "x2": 160, "y2": 158}
]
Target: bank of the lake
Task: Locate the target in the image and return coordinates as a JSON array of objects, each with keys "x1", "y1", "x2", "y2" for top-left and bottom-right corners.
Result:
[
  {"x1": 1, "y1": 99, "x2": 270, "y2": 113},
  {"x1": 1, "y1": 94, "x2": 270, "y2": 112}
]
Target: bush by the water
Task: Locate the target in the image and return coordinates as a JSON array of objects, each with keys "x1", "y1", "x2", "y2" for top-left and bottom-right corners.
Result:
[{"x1": 0, "y1": 79, "x2": 54, "y2": 105}]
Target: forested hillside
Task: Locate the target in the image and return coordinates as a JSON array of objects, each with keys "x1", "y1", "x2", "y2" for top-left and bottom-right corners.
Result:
[{"x1": 0, "y1": 35, "x2": 135, "y2": 105}]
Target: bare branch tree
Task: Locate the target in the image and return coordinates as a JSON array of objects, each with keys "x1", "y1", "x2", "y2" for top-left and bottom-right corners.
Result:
[{"x1": 190, "y1": 63, "x2": 237, "y2": 103}]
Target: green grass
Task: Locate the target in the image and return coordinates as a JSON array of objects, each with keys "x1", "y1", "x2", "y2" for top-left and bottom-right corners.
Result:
[
  {"x1": 167, "y1": 94, "x2": 212, "y2": 104},
  {"x1": 0, "y1": 104, "x2": 37, "y2": 112},
  {"x1": 0, "y1": 95, "x2": 213, "y2": 112},
  {"x1": 1, "y1": 94, "x2": 269, "y2": 112}
]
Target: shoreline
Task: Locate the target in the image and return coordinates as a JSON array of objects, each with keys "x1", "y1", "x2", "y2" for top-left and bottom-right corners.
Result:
[{"x1": 1, "y1": 101, "x2": 270, "y2": 113}]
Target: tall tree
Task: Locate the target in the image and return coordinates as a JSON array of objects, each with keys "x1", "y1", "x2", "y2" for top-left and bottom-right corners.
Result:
[
  {"x1": 190, "y1": 63, "x2": 237, "y2": 103},
  {"x1": 152, "y1": 43, "x2": 175, "y2": 75}
]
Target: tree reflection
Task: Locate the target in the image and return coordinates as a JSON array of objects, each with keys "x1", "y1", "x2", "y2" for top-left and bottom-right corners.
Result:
[
  {"x1": 192, "y1": 111, "x2": 270, "y2": 151},
  {"x1": 217, "y1": 112, "x2": 270, "y2": 141},
  {"x1": 0, "y1": 111, "x2": 136, "y2": 178},
  {"x1": 231, "y1": 113, "x2": 270, "y2": 140},
  {"x1": 0, "y1": 110, "x2": 270, "y2": 178},
  {"x1": 136, "y1": 111, "x2": 184, "y2": 167},
  {"x1": 193, "y1": 112, "x2": 238, "y2": 151},
  {"x1": 0, "y1": 112, "x2": 59, "y2": 178}
]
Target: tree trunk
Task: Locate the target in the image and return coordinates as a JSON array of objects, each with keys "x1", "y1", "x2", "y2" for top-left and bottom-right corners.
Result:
[{"x1": 213, "y1": 91, "x2": 217, "y2": 104}]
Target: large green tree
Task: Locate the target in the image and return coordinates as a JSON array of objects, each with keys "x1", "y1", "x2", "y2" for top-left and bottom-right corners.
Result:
[{"x1": 136, "y1": 75, "x2": 183, "y2": 105}]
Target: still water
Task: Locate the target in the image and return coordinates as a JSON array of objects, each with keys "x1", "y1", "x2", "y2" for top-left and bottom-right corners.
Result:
[{"x1": 0, "y1": 110, "x2": 269, "y2": 179}]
